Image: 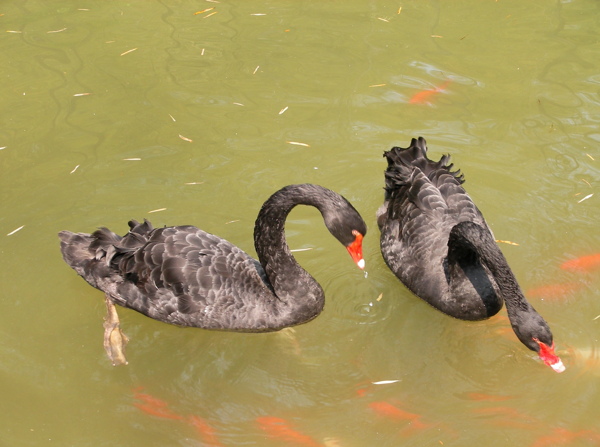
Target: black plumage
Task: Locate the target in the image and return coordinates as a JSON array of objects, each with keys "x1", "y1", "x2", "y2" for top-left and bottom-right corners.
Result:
[
  {"x1": 59, "y1": 184, "x2": 366, "y2": 364},
  {"x1": 377, "y1": 137, "x2": 564, "y2": 372}
]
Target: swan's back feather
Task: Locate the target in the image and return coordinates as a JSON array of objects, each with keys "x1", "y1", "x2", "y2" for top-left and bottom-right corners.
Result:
[
  {"x1": 60, "y1": 220, "x2": 283, "y2": 331},
  {"x1": 379, "y1": 137, "x2": 497, "y2": 319}
]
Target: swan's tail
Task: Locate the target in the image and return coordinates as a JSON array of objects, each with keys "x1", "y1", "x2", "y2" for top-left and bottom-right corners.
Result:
[
  {"x1": 382, "y1": 137, "x2": 463, "y2": 200},
  {"x1": 58, "y1": 219, "x2": 154, "y2": 290}
]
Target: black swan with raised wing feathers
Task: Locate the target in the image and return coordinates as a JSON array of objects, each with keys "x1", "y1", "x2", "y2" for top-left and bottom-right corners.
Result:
[
  {"x1": 59, "y1": 184, "x2": 367, "y2": 365},
  {"x1": 377, "y1": 137, "x2": 564, "y2": 372}
]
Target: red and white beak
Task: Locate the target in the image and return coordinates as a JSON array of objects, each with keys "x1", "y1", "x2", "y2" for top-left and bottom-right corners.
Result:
[
  {"x1": 347, "y1": 231, "x2": 365, "y2": 270},
  {"x1": 534, "y1": 339, "x2": 565, "y2": 373}
]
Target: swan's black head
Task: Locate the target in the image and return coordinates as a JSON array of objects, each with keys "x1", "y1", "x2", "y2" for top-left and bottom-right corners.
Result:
[
  {"x1": 323, "y1": 198, "x2": 367, "y2": 270},
  {"x1": 511, "y1": 311, "x2": 565, "y2": 373}
]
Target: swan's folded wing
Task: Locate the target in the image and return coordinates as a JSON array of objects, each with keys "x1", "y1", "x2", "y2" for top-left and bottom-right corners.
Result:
[
  {"x1": 382, "y1": 169, "x2": 448, "y2": 285},
  {"x1": 114, "y1": 226, "x2": 274, "y2": 328},
  {"x1": 436, "y1": 174, "x2": 484, "y2": 224}
]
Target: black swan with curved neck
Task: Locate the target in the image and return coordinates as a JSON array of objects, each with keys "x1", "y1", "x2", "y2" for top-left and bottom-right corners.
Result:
[
  {"x1": 377, "y1": 137, "x2": 564, "y2": 372},
  {"x1": 59, "y1": 184, "x2": 367, "y2": 365}
]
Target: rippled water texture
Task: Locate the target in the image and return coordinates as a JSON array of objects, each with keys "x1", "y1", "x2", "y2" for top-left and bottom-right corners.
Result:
[{"x1": 1, "y1": 1, "x2": 600, "y2": 446}]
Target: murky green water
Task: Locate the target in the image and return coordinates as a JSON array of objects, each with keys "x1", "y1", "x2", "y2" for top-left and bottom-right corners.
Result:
[{"x1": 2, "y1": 1, "x2": 600, "y2": 445}]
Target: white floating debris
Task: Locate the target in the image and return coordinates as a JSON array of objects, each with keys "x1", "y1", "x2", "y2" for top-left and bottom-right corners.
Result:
[
  {"x1": 47, "y1": 28, "x2": 67, "y2": 33},
  {"x1": 184, "y1": 182, "x2": 204, "y2": 185},
  {"x1": 233, "y1": 102, "x2": 244, "y2": 106},
  {"x1": 290, "y1": 248, "x2": 313, "y2": 253},
  {"x1": 225, "y1": 220, "x2": 240, "y2": 225},
  {"x1": 577, "y1": 193, "x2": 593, "y2": 204},
  {"x1": 73, "y1": 93, "x2": 91, "y2": 96},
  {"x1": 123, "y1": 158, "x2": 141, "y2": 161},
  {"x1": 253, "y1": 65, "x2": 260, "y2": 75},
  {"x1": 496, "y1": 239, "x2": 519, "y2": 246},
  {"x1": 194, "y1": 7, "x2": 214, "y2": 15},
  {"x1": 70, "y1": 165, "x2": 80, "y2": 174},
  {"x1": 179, "y1": 134, "x2": 193, "y2": 142},
  {"x1": 120, "y1": 48, "x2": 138, "y2": 56},
  {"x1": 372, "y1": 379, "x2": 401, "y2": 385},
  {"x1": 278, "y1": 106, "x2": 288, "y2": 115},
  {"x1": 168, "y1": 114, "x2": 176, "y2": 122},
  {"x1": 7, "y1": 225, "x2": 24, "y2": 236},
  {"x1": 286, "y1": 141, "x2": 310, "y2": 147},
  {"x1": 148, "y1": 208, "x2": 167, "y2": 214}
]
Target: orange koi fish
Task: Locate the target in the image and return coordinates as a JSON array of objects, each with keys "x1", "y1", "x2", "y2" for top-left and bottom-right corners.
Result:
[
  {"x1": 133, "y1": 389, "x2": 224, "y2": 444},
  {"x1": 256, "y1": 416, "x2": 321, "y2": 447},
  {"x1": 560, "y1": 253, "x2": 600, "y2": 273},
  {"x1": 188, "y1": 415, "x2": 224, "y2": 447},
  {"x1": 368, "y1": 401, "x2": 429, "y2": 431},
  {"x1": 473, "y1": 406, "x2": 532, "y2": 419},
  {"x1": 525, "y1": 282, "x2": 582, "y2": 299},
  {"x1": 409, "y1": 80, "x2": 451, "y2": 104},
  {"x1": 134, "y1": 402, "x2": 185, "y2": 420},
  {"x1": 472, "y1": 406, "x2": 541, "y2": 430},
  {"x1": 133, "y1": 391, "x2": 171, "y2": 408},
  {"x1": 356, "y1": 387, "x2": 368, "y2": 397},
  {"x1": 133, "y1": 391, "x2": 184, "y2": 420},
  {"x1": 466, "y1": 393, "x2": 514, "y2": 402},
  {"x1": 531, "y1": 427, "x2": 600, "y2": 447}
]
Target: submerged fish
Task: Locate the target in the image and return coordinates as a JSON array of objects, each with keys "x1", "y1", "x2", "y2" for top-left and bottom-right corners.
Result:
[
  {"x1": 133, "y1": 388, "x2": 223, "y2": 445},
  {"x1": 133, "y1": 390, "x2": 184, "y2": 421},
  {"x1": 409, "y1": 80, "x2": 451, "y2": 104},
  {"x1": 532, "y1": 427, "x2": 600, "y2": 447},
  {"x1": 188, "y1": 415, "x2": 224, "y2": 447},
  {"x1": 560, "y1": 253, "x2": 600, "y2": 273},
  {"x1": 472, "y1": 406, "x2": 541, "y2": 430},
  {"x1": 368, "y1": 401, "x2": 430, "y2": 433},
  {"x1": 466, "y1": 392, "x2": 514, "y2": 402},
  {"x1": 257, "y1": 416, "x2": 321, "y2": 447}
]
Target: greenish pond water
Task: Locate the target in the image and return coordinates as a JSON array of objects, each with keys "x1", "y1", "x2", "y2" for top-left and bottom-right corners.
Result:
[{"x1": 1, "y1": 1, "x2": 600, "y2": 446}]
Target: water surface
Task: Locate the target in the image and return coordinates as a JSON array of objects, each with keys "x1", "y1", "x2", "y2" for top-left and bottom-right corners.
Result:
[{"x1": 1, "y1": 1, "x2": 600, "y2": 446}]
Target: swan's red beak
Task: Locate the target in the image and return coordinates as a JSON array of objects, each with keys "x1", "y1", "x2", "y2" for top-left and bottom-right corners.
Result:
[
  {"x1": 347, "y1": 231, "x2": 365, "y2": 270},
  {"x1": 534, "y1": 339, "x2": 565, "y2": 373}
]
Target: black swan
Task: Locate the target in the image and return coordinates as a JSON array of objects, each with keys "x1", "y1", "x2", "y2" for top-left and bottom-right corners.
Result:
[
  {"x1": 377, "y1": 137, "x2": 564, "y2": 373},
  {"x1": 59, "y1": 184, "x2": 367, "y2": 365}
]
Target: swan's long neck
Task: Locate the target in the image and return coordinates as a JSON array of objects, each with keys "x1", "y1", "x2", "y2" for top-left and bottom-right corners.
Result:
[
  {"x1": 253, "y1": 184, "x2": 338, "y2": 323},
  {"x1": 448, "y1": 222, "x2": 551, "y2": 350}
]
